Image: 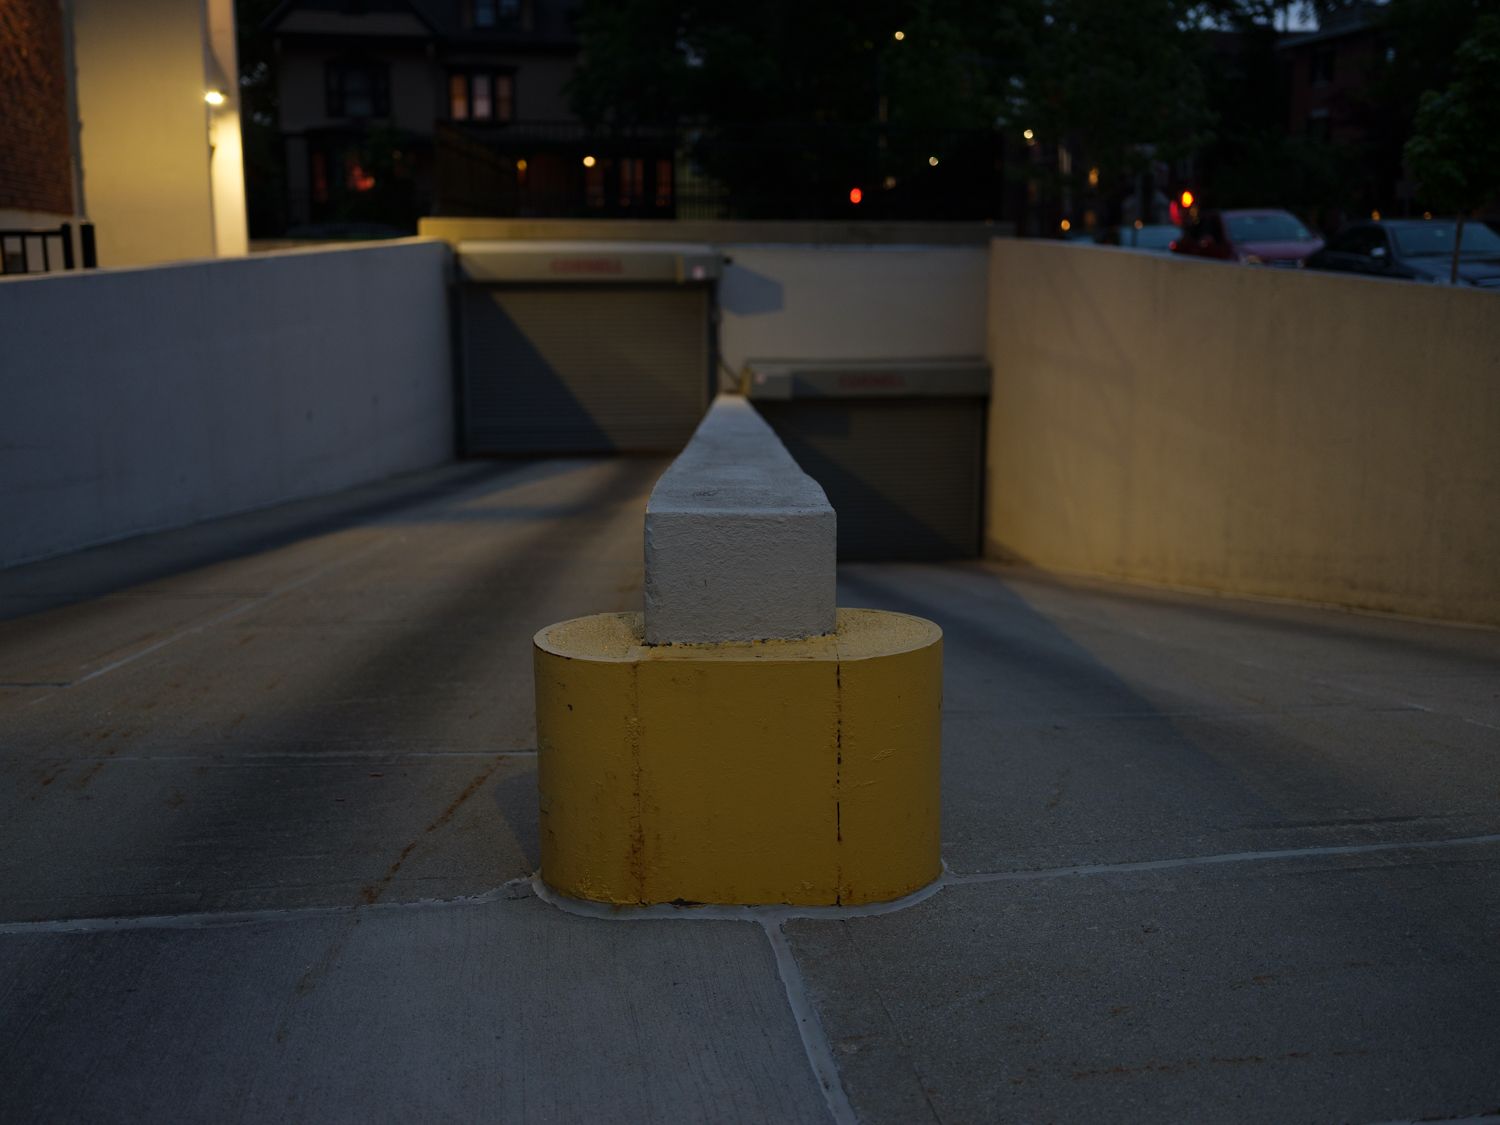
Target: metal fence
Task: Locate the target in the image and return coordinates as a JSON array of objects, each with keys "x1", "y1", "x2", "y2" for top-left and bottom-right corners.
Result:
[{"x1": 0, "y1": 223, "x2": 97, "y2": 276}]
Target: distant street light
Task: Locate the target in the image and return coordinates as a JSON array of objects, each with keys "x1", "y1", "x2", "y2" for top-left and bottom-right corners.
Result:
[
  {"x1": 1022, "y1": 128, "x2": 1035, "y2": 141},
  {"x1": 582, "y1": 155, "x2": 597, "y2": 168},
  {"x1": 928, "y1": 155, "x2": 939, "y2": 167},
  {"x1": 894, "y1": 30, "x2": 905, "y2": 41},
  {"x1": 1060, "y1": 219, "x2": 1072, "y2": 232}
]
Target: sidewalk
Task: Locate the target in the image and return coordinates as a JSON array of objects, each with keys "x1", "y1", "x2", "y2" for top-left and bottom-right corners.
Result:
[{"x1": 2, "y1": 460, "x2": 1498, "y2": 1123}]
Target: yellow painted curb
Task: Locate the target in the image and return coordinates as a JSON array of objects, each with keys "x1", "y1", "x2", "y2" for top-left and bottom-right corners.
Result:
[{"x1": 533, "y1": 608, "x2": 942, "y2": 906}]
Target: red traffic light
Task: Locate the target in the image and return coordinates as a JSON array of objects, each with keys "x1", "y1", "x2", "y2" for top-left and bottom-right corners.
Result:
[{"x1": 849, "y1": 187, "x2": 863, "y2": 205}]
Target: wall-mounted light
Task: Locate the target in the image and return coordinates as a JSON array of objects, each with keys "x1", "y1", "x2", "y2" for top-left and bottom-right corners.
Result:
[
  {"x1": 894, "y1": 30, "x2": 905, "y2": 41},
  {"x1": 1060, "y1": 219, "x2": 1072, "y2": 232},
  {"x1": 582, "y1": 155, "x2": 597, "y2": 168},
  {"x1": 1022, "y1": 128, "x2": 1034, "y2": 141},
  {"x1": 928, "y1": 155, "x2": 939, "y2": 167},
  {"x1": 204, "y1": 90, "x2": 226, "y2": 106}
]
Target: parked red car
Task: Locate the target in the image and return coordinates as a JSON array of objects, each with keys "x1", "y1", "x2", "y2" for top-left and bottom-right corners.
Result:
[{"x1": 1170, "y1": 209, "x2": 1324, "y2": 266}]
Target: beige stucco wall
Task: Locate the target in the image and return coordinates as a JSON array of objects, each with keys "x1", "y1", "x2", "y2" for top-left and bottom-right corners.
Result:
[
  {"x1": 985, "y1": 240, "x2": 1500, "y2": 625},
  {"x1": 69, "y1": 0, "x2": 246, "y2": 266}
]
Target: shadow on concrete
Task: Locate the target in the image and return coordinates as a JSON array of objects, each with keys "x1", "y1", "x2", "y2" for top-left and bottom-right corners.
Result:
[
  {"x1": 0, "y1": 459, "x2": 591, "y2": 621},
  {"x1": 0, "y1": 458, "x2": 662, "y2": 919}
]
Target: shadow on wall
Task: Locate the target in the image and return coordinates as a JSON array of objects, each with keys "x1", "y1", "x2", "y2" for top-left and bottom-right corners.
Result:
[
  {"x1": 718, "y1": 265, "x2": 785, "y2": 317},
  {"x1": 461, "y1": 292, "x2": 615, "y2": 454},
  {"x1": 757, "y1": 398, "x2": 986, "y2": 561},
  {"x1": 459, "y1": 287, "x2": 712, "y2": 455}
]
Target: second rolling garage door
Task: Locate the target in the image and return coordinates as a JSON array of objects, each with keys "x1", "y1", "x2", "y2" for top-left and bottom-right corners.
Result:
[
  {"x1": 458, "y1": 241, "x2": 720, "y2": 454},
  {"x1": 744, "y1": 359, "x2": 990, "y2": 561}
]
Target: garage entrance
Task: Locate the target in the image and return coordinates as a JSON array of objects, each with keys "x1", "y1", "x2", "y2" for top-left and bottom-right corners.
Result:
[{"x1": 457, "y1": 241, "x2": 721, "y2": 454}]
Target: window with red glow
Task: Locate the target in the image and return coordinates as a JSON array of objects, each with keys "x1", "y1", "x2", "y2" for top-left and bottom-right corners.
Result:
[{"x1": 655, "y1": 159, "x2": 673, "y2": 208}]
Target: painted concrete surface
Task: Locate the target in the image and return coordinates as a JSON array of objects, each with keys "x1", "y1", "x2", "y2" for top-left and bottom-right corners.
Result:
[
  {"x1": 3, "y1": 465, "x2": 1499, "y2": 1122},
  {"x1": 535, "y1": 609, "x2": 940, "y2": 905},
  {"x1": 986, "y1": 238, "x2": 1500, "y2": 625},
  {"x1": 718, "y1": 244, "x2": 990, "y2": 379},
  {"x1": 0, "y1": 239, "x2": 452, "y2": 567},
  {"x1": 0, "y1": 894, "x2": 826, "y2": 1124},
  {"x1": 644, "y1": 395, "x2": 835, "y2": 643}
]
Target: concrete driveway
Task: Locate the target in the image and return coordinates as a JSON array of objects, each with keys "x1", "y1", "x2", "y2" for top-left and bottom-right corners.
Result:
[{"x1": 2, "y1": 459, "x2": 1497, "y2": 1123}]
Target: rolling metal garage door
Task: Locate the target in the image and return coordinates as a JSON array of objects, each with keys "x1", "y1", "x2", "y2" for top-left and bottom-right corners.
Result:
[
  {"x1": 458, "y1": 241, "x2": 720, "y2": 454},
  {"x1": 745, "y1": 360, "x2": 990, "y2": 561}
]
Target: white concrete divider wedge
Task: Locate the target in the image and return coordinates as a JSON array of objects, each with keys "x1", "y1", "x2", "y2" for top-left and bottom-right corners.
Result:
[{"x1": 643, "y1": 394, "x2": 836, "y2": 645}]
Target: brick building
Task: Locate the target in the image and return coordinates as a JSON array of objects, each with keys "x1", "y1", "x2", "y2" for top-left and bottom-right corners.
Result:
[{"x1": 0, "y1": 0, "x2": 81, "y2": 271}]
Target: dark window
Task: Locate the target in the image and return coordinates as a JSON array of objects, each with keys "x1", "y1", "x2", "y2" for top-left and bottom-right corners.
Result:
[
  {"x1": 326, "y1": 59, "x2": 390, "y2": 118},
  {"x1": 1331, "y1": 227, "x2": 1385, "y2": 257},
  {"x1": 1310, "y1": 47, "x2": 1335, "y2": 85},
  {"x1": 448, "y1": 71, "x2": 514, "y2": 121},
  {"x1": 471, "y1": 0, "x2": 520, "y2": 28}
]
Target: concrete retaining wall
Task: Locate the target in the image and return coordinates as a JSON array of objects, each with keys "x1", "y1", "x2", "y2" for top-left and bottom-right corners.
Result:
[
  {"x1": 718, "y1": 245, "x2": 989, "y2": 378},
  {"x1": 0, "y1": 239, "x2": 453, "y2": 566},
  {"x1": 985, "y1": 240, "x2": 1500, "y2": 625}
]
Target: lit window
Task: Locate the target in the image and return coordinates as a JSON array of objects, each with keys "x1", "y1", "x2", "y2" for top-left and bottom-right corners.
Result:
[
  {"x1": 620, "y1": 158, "x2": 644, "y2": 206},
  {"x1": 449, "y1": 71, "x2": 514, "y2": 122},
  {"x1": 495, "y1": 74, "x2": 514, "y2": 121}
]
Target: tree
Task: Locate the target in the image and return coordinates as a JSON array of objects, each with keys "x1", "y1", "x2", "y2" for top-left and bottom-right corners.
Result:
[
  {"x1": 570, "y1": 0, "x2": 1218, "y2": 222},
  {"x1": 1402, "y1": 12, "x2": 1500, "y2": 282}
]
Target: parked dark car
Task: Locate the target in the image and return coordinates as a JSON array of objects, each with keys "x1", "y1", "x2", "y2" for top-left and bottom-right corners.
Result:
[
  {"x1": 1303, "y1": 220, "x2": 1500, "y2": 288},
  {"x1": 1170, "y1": 209, "x2": 1323, "y2": 266}
]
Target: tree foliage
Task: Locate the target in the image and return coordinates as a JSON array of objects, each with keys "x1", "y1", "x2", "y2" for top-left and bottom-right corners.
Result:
[
  {"x1": 570, "y1": 0, "x2": 1218, "y2": 217},
  {"x1": 1402, "y1": 12, "x2": 1500, "y2": 279}
]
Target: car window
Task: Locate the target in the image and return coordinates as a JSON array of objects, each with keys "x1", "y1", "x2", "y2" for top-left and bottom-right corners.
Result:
[
  {"x1": 1328, "y1": 228, "x2": 1369, "y2": 254},
  {"x1": 1392, "y1": 222, "x2": 1500, "y2": 256},
  {"x1": 1333, "y1": 227, "x2": 1385, "y2": 256},
  {"x1": 1224, "y1": 212, "x2": 1313, "y2": 242}
]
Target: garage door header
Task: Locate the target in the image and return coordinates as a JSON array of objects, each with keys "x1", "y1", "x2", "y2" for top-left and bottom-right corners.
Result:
[{"x1": 457, "y1": 240, "x2": 723, "y2": 284}]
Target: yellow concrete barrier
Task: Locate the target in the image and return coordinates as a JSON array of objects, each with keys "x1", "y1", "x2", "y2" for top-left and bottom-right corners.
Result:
[{"x1": 534, "y1": 608, "x2": 942, "y2": 906}]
